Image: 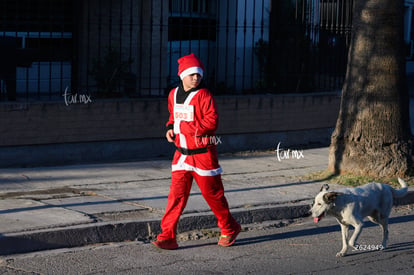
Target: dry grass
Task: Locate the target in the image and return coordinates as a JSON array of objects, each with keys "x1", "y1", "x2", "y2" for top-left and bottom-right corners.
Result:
[{"x1": 302, "y1": 170, "x2": 414, "y2": 188}]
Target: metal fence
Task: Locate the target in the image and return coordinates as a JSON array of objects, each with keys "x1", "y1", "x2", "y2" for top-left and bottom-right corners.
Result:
[{"x1": 0, "y1": 0, "x2": 352, "y2": 102}]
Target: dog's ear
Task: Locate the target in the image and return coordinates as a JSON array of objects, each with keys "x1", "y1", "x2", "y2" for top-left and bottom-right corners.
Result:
[
  {"x1": 323, "y1": 192, "x2": 341, "y2": 203},
  {"x1": 320, "y1": 184, "x2": 329, "y2": 192}
]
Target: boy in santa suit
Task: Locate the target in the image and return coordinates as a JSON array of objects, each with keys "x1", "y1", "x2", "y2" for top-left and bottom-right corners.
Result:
[{"x1": 152, "y1": 53, "x2": 241, "y2": 250}]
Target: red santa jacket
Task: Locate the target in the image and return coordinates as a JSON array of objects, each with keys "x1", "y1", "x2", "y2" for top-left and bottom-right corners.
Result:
[{"x1": 166, "y1": 87, "x2": 222, "y2": 176}]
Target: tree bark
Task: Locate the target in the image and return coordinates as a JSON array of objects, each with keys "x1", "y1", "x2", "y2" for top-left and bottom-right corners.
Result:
[{"x1": 328, "y1": 0, "x2": 413, "y2": 177}]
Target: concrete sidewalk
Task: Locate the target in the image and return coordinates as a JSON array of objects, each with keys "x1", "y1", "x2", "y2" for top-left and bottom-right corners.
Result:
[{"x1": 0, "y1": 147, "x2": 413, "y2": 255}]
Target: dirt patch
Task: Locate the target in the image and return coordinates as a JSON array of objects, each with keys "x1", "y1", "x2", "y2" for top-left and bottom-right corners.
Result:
[
  {"x1": 93, "y1": 209, "x2": 161, "y2": 222},
  {"x1": 0, "y1": 187, "x2": 97, "y2": 199}
]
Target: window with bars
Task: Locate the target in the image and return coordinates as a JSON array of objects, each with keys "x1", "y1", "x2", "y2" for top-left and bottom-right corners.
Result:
[
  {"x1": 169, "y1": 0, "x2": 217, "y2": 17},
  {"x1": 168, "y1": 0, "x2": 217, "y2": 41},
  {"x1": 0, "y1": 0, "x2": 73, "y2": 98}
]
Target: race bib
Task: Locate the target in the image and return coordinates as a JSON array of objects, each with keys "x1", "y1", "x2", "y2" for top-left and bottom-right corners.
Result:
[{"x1": 174, "y1": 104, "x2": 194, "y2": 122}]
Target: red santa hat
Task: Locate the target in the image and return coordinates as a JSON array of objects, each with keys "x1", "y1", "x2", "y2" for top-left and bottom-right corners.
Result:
[{"x1": 177, "y1": 53, "x2": 204, "y2": 80}]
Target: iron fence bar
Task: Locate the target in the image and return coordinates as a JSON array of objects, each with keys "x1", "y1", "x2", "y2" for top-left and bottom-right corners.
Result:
[
  {"x1": 340, "y1": 0, "x2": 345, "y2": 34},
  {"x1": 48, "y1": 2, "x2": 53, "y2": 100},
  {"x1": 119, "y1": 0, "x2": 123, "y2": 95},
  {"x1": 158, "y1": 1, "x2": 164, "y2": 96},
  {"x1": 250, "y1": 0, "x2": 256, "y2": 92},
  {"x1": 71, "y1": 0, "x2": 78, "y2": 94},
  {"x1": 179, "y1": 0, "x2": 183, "y2": 65},
  {"x1": 24, "y1": 30, "x2": 29, "y2": 101},
  {"x1": 189, "y1": 0, "x2": 193, "y2": 54},
  {"x1": 36, "y1": 31, "x2": 40, "y2": 98},
  {"x1": 149, "y1": 0, "x2": 154, "y2": 95},
  {"x1": 242, "y1": 0, "x2": 247, "y2": 90},
  {"x1": 129, "y1": 0, "x2": 133, "y2": 87},
  {"x1": 86, "y1": 0, "x2": 91, "y2": 91},
  {"x1": 168, "y1": 1, "x2": 173, "y2": 89},
  {"x1": 330, "y1": 0, "x2": 335, "y2": 32},
  {"x1": 215, "y1": 0, "x2": 220, "y2": 93},
  {"x1": 48, "y1": 30, "x2": 52, "y2": 99},
  {"x1": 233, "y1": 1, "x2": 238, "y2": 93},
  {"x1": 225, "y1": 0, "x2": 230, "y2": 93},
  {"x1": 138, "y1": 0, "x2": 144, "y2": 95}
]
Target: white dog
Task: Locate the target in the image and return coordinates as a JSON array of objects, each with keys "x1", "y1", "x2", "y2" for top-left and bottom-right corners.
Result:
[{"x1": 311, "y1": 178, "x2": 408, "y2": 257}]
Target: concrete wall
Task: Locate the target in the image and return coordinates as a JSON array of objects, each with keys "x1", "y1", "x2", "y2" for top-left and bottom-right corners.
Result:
[{"x1": 0, "y1": 93, "x2": 340, "y2": 167}]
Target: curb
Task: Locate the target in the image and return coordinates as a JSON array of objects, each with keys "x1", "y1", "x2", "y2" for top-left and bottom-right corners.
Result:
[
  {"x1": 0, "y1": 203, "x2": 311, "y2": 256},
  {"x1": 1, "y1": 191, "x2": 413, "y2": 256}
]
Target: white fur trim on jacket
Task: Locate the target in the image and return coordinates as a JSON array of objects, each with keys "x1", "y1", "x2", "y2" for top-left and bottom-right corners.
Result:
[{"x1": 172, "y1": 160, "x2": 223, "y2": 176}]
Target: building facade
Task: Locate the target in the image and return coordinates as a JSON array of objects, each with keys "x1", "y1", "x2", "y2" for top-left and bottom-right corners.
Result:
[{"x1": 0, "y1": 0, "x2": 368, "y2": 101}]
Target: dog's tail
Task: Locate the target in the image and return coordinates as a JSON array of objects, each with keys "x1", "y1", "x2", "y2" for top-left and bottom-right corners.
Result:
[{"x1": 391, "y1": 177, "x2": 408, "y2": 198}]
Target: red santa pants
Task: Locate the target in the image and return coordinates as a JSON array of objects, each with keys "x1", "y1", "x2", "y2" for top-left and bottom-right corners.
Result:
[{"x1": 157, "y1": 170, "x2": 239, "y2": 240}]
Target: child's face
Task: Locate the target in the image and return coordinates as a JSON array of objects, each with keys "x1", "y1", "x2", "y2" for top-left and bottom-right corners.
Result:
[{"x1": 182, "y1": 73, "x2": 202, "y2": 91}]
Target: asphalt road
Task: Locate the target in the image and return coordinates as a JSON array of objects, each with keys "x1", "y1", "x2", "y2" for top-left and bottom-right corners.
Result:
[{"x1": 1, "y1": 205, "x2": 413, "y2": 274}]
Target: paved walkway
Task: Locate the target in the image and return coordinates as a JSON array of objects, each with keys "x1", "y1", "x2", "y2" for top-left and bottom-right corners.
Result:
[{"x1": 0, "y1": 147, "x2": 412, "y2": 255}]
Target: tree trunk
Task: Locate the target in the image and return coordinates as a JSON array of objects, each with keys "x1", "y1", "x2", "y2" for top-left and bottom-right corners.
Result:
[{"x1": 328, "y1": 0, "x2": 413, "y2": 177}]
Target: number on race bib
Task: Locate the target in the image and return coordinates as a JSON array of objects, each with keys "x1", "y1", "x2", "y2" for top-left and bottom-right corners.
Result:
[{"x1": 174, "y1": 104, "x2": 194, "y2": 121}]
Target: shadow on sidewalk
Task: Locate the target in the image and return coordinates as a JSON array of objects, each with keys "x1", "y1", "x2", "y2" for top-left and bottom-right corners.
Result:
[
  {"x1": 0, "y1": 179, "x2": 332, "y2": 215},
  {"x1": 234, "y1": 214, "x2": 414, "y2": 247}
]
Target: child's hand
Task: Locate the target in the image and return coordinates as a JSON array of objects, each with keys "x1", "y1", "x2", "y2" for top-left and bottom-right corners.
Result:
[{"x1": 166, "y1": 129, "x2": 175, "y2": 142}]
